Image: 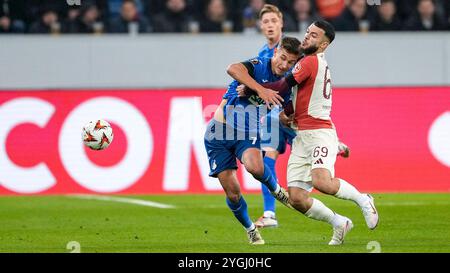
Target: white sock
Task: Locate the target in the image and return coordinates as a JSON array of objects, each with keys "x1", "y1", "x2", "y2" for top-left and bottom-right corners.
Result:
[
  {"x1": 263, "y1": 211, "x2": 276, "y2": 218},
  {"x1": 335, "y1": 178, "x2": 367, "y2": 207},
  {"x1": 305, "y1": 198, "x2": 339, "y2": 226},
  {"x1": 245, "y1": 223, "x2": 256, "y2": 232}
]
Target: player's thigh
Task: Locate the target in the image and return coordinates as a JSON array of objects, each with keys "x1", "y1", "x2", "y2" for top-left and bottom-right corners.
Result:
[
  {"x1": 235, "y1": 138, "x2": 264, "y2": 176},
  {"x1": 287, "y1": 134, "x2": 313, "y2": 190},
  {"x1": 287, "y1": 153, "x2": 313, "y2": 192},
  {"x1": 240, "y1": 147, "x2": 264, "y2": 176}
]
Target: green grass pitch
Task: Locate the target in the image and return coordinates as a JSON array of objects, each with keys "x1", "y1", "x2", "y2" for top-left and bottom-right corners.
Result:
[{"x1": 0, "y1": 193, "x2": 449, "y2": 253}]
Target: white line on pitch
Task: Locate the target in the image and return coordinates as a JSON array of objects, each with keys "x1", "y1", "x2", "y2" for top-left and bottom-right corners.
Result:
[
  {"x1": 379, "y1": 201, "x2": 450, "y2": 206},
  {"x1": 68, "y1": 194, "x2": 176, "y2": 209}
]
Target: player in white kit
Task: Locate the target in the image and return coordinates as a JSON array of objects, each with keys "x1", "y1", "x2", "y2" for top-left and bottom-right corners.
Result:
[{"x1": 241, "y1": 20, "x2": 379, "y2": 245}]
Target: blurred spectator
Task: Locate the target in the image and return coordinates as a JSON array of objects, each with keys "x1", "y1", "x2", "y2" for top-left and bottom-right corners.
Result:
[
  {"x1": 333, "y1": 0, "x2": 371, "y2": 32},
  {"x1": 144, "y1": 0, "x2": 166, "y2": 16},
  {"x1": 29, "y1": 8, "x2": 61, "y2": 34},
  {"x1": 315, "y1": 0, "x2": 346, "y2": 20},
  {"x1": 199, "y1": 0, "x2": 232, "y2": 33},
  {"x1": 26, "y1": 1, "x2": 66, "y2": 27},
  {"x1": 370, "y1": 0, "x2": 402, "y2": 31},
  {"x1": 65, "y1": 4, "x2": 104, "y2": 34},
  {"x1": 108, "y1": 0, "x2": 152, "y2": 33},
  {"x1": 152, "y1": 0, "x2": 192, "y2": 32},
  {"x1": 0, "y1": 15, "x2": 18, "y2": 33},
  {"x1": 1, "y1": 0, "x2": 449, "y2": 33},
  {"x1": 86, "y1": 1, "x2": 109, "y2": 22},
  {"x1": 395, "y1": 0, "x2": 418, "y2": 22},
  {"x1": 445, "y1": 1, "x2": 450, "y2": 26},
  {"x1": 0, "y1": 0, "x2": 26, "y2": 33},
  {"x1": 288, "y1": 0, "x2": 322, "y2": 32},
  {"x1": 404, "y1": 0, "x2": 448, "y2": 30},
  {"x1": 0, "y1": 14, "x2": 25, "y2": 34},
  {"x1": 242, "y1": 0, "x2": 266, "y2": 33},
  {"x1": 108, "y1": 0, "x2": 144, "y2": 19},
  {"x1": 64, "y1": 6, "x2": 82, "y2": 33}
]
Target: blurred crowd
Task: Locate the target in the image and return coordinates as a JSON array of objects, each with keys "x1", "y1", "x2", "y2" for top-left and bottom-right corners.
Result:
[{"x1": 0, "y1": 0, "x2": 449, "y2": 34}]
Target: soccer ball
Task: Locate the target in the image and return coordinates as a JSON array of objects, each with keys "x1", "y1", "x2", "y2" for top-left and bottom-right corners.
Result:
[{"x1": 82, "y1": 119, "x2": 114, "y2": 150}]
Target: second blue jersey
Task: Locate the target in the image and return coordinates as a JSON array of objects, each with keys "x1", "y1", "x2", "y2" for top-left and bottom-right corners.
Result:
[{"x1": 258, "y1": 42, "x2": 278, "y2": 59}]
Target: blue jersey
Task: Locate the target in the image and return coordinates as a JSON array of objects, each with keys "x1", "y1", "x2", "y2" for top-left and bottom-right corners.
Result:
[
  {"x1": 258, "y1": 43, "x2": 278, "y2": 59},
  {"x1": 258, "y1": 40, "x2": 297, "y2": 152},
  {"x1": 222, "y1": 56, "x2": 283, "y2": 133}
]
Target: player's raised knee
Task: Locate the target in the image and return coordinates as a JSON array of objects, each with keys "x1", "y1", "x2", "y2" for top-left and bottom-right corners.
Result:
[{"x1": 244, "y1": 161, "x2": 264, "y2": 178}]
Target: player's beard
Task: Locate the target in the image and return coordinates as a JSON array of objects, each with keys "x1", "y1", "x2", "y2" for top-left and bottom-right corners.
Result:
[{"x1": 302, "y1": 44, "x2": 319, "y2": 55}]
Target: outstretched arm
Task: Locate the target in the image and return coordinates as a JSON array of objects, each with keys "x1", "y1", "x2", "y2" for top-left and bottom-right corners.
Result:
[
  {"x1": 227, "y1": 62, "x2": 284, "y2": 108},
  {"x1": 239, "y1": 73, "x2": 298, "y2": 104},
  {"x1": 259, "y1": 73, "x2": 298, "y2": 98}
]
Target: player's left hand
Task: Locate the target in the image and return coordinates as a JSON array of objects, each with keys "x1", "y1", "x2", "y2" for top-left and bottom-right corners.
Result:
[{"x1": 259, "y1": 88, "x2": 283, "y2": 109}]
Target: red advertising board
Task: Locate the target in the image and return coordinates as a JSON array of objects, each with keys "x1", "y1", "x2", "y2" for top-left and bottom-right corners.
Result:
[{"x1": 0, "y1": 87, "x2": 449, "y2": 194}]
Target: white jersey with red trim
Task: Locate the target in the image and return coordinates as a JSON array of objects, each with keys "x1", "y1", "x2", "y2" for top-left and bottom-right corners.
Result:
[{"x1": 291, "y1": 52, "x2": 334, "y2": 130}]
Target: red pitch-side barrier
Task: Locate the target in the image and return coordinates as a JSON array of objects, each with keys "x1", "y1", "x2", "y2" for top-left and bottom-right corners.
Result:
[{"x1": 0, "y1": 87, "x2": 449, "y2": 195}]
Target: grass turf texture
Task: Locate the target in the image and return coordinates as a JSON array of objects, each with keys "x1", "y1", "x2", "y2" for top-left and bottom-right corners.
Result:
[{"x1": 0, "y1": 193, "x2": 449, "y2": 253}]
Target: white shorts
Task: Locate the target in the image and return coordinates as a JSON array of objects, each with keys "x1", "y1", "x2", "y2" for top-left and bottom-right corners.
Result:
[{"x1": 287, "y1": 129, "x2": 338, "y2": 192}]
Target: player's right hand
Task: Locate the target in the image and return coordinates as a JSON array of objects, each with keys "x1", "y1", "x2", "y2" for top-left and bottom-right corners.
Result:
[
  {"x1": 279, "y1": 110, "x2": 294, "y2": 127},
  {"x1": 259, "y1": 88, "x2": 283, "y2": 109},
  {"x1": 236, "y1": 84, "x2": 247, "y2": 97}
]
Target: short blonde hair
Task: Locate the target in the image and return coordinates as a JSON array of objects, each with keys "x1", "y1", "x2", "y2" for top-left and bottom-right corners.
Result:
[{"x1": 259, "y1": 4, "x2": 283, "y2": 20}]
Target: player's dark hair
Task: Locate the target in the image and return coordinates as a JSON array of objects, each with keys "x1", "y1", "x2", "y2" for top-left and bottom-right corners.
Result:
[
  {"x1": 279, "y1": 36, "x2": 301, "y2": 56},
  {"x1": 313, "y1": 20, "x2": 335, "y2": 44}
]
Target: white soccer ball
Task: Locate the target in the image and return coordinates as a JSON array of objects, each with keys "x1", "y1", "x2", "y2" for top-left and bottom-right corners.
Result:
[{"x1": 82, "y1": 119, "x2": 114, "y2": 150}]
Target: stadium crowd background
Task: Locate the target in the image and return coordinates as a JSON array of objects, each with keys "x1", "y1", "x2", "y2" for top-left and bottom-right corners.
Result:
[{"x1": 0, "y1": 0, "x2": 449, "y2": 34}]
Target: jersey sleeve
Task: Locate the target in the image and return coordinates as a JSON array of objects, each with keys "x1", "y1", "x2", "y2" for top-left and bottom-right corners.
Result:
[
  {"x1": 291, "y1": 55, "x2": 316, "y2": 84},
  {"x1": 241, "y1": 57, "x2": 264, "y2": 80}
]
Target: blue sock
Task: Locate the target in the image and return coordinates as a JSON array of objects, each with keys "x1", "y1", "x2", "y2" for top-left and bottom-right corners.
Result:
[
  {"x1": 254, "y1": 162, "x2": 278, "y2": 192},
  {"x1": 262, "y1": 157, "x2": 276, "y2": 213},
  {"x1": 226, "y1": 196, "x2": 253, "y2": 229}
]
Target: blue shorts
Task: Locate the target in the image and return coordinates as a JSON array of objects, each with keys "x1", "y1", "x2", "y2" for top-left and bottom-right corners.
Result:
[
  {"x1": 204, "y1": 119, "x2": 261, "y2": 177},
  {"x1": 260, "y1": 110, "x2": 296, "y2": 154}
]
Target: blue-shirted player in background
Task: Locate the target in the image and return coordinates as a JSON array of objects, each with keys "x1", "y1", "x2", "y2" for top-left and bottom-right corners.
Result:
[
  {"x1": 204, "y1": 37, "x2": 301, "y2": 245},
  {"x1": 253, "y1": 4, "x2": 350, "y2": 228}
]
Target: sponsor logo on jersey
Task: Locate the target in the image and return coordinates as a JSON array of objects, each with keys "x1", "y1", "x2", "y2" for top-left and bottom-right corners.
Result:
[
  {"x1": 314, "y1": 158, "x2": 324, "y2": 165},
  {"x1": 250, "y1": 58, "x2": 260, "y2": 65},
  {"x1": 293, "y1": 62, "x2": 302, "y2": 73},
  {"x1": 248, "y1": 94, "x2": 265, "y2": 106}
]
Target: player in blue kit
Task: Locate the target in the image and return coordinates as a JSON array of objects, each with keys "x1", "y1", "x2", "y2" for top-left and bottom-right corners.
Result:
[
  {"x1": 204, "y1": 37, "x2": 301, "y2": 245},
  {"x1": 252, "y1": 4, "x2": 350, "y2": 229}
]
